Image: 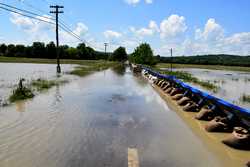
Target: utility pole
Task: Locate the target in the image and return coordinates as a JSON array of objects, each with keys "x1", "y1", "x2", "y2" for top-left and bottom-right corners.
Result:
[
  {"x1": 170, "y1": 48, "x2": 173, "y2": 72},
  {"x1": 104, "y1": 43, "x2": 108, "y2": 54},
  {"x1": 50, "y1": 5, "x2": 64, "y2": 73}
]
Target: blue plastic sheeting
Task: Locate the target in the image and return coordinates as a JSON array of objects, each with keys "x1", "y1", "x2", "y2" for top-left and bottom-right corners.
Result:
[{"x1": 143, "y1": 67, "x2": 250, "y2": 117}]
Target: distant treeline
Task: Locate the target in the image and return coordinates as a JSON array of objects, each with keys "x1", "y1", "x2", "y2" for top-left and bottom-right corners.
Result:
[
  {"x1": 0, "y1": 42, "x2": 111, "y2": 60},
  {"x1": 157, "y1": 55, "x2": 250, "y2": 67}
]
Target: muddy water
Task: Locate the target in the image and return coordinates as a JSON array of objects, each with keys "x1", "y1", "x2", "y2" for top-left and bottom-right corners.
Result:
[
  {"x1": 171, "y1": 68, "x2": 250, "y2": 109},
  {"x1": 0, "y1": 65, "x2": 223, "y2": 167},
  {"x1": 0, "y1": 63, "x2": 76, "y2": 105}
]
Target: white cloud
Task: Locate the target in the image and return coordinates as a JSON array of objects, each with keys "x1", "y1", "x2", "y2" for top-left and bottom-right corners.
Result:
[
  {"x1": 130, "y1": 20, "x2": 159, "y2": 37},
  {"x1": 124, "y1": 0, "x2": 140, "y2": 5},
  {"x1": 160, "y1": 14, "x2": 187, "y2": 39},
  {"x1": 104, "y1": 30, "x2": 122, "y2": 39},
  {"x1": 145, "y1": 0, "x2": 153, "y2": 4},
  {"x1": 10, "y1": 13, "x2": 54, "y2": 42},
  {"x1": 124, "y1": 0, "x2": 153, "y2": 5},
  {"x1": 60, "y1": 23, "x2": 89, "y2": 45},
  {"x1": 195, "y1": 18, "x2": 224, "y2": 41},
  {"x1": 73, "y1": 23, "x2": 88, "y2": 37}
]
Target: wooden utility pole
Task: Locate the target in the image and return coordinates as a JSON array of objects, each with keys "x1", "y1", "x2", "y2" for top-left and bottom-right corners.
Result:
[
  {"x1": 170, "y1": 48, "x2": 173, "y2": 72},
  {"x1": 50, "y1": 5, "x2": 64, "y2": 73},
  {"x1": 104, "y1": 43, "x2": 108, "y2": 54}
]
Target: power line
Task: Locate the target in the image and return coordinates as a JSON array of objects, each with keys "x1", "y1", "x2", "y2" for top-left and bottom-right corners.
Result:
[
  {"x1": 0, "y1": 6, "x2": 55, "y2": 25},
  {"x1": 0, "y1": 2, "x2": 54, "y2": 20},
  {"x1": 0, "y1": 2, "x2": 104, "y2": 51}
]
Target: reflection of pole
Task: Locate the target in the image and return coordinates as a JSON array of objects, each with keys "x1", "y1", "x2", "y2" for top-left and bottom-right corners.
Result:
[
  {"x1": 170, "y1": 48, "x2": 173, "y2": 72},
  {"x1": 50, "y1": 5, "x2": 64, "y2": 73}
]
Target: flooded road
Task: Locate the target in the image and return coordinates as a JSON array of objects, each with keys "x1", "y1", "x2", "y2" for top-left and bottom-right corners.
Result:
[
  {"x1": 171, "y1": 68, "x2": 250, "y2": 109},
  {"x1": 0, "y1": 65, "x2": 222, "y2": 167}
]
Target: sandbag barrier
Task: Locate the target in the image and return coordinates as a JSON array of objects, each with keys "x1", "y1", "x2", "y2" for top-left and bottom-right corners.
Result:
[{"x1": 141, "y1": 66, "x2": 250, "y2": 152}]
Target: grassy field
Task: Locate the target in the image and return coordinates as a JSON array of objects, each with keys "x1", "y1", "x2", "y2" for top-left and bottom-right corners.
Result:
[
  {"x1": 0, "y1": 56, "x2": 108, "y2": 65},
  {"x1": 156, "y1": 63, "x2": 250, "y2": 72}
]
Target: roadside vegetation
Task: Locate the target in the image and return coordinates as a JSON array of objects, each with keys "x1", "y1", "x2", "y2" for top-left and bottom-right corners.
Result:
[
  {"x1": 155, "y1": 68, "x2": 219, "y2": 91},
  {"x1": 240, "y1": 94, "x2": 250, "y2": 103},
  {"x1": 8, "y1": 78, "x2": 68, "y2": 103},
  {"x1": 129, "y1": 43, "x2": 157, "y2": 65},
  {"x1": 9, "y1": 79, "x2": 34, "y2": 103},
  {"x1": 31, "y1": 78, "x2": 68, "y2": 91}
]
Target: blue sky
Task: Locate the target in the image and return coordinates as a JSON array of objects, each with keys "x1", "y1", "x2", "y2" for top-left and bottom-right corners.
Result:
[{"x1": 0, "y1": 0, "x2": 250, "y2": 56}]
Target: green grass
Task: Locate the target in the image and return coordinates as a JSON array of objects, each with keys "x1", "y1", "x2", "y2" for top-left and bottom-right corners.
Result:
[
  {"x1": 155, "y1": 68, "x2": 218, "y2": 91},
  {"x1": 0, "y1": 56, "x2": 109, "y2": 65},
  {"x1": 241, "y1": 94, "x2": 250, "y2": 103},
  {"x1": 70, "y1": 61, "x2": 119, "y2": 77},
  {"x1": 156, "y1": 63, "x2": 250, "y2": 72},
  {"x1": 31, "y1": 78, "x2": 68, "y2": 91},
  {"x1": 9, "y1": 86, "x2": 34, "y2": 103}
]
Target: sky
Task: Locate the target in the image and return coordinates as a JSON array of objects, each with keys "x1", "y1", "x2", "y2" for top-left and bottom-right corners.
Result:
[{"x1": 0, "y1": 0, "x2": 250, "y2": 56}]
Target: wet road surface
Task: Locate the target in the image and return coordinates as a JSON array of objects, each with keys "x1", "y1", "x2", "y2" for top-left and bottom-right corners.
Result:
[{"x1": 0, "y1": 66, "x2": 221, "y2": 167}]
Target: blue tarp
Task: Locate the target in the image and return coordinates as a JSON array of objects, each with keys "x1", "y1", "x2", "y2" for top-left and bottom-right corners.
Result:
[{"x1": 143, "y1": 67, "x2": 250, "y2": 117}]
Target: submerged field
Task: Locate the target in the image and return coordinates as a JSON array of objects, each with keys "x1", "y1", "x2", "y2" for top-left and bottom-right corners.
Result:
[{"x1": 157, "y1": 63, "x2": 250, "y2": 72}]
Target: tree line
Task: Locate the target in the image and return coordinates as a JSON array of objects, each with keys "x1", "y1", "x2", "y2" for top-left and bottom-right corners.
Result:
[
  {"x1": 158, "y1": 54, "x2": 250, "y2": 67},
  {"x1": 0, "y1": 42, "x2": 128, "y2": 61}
]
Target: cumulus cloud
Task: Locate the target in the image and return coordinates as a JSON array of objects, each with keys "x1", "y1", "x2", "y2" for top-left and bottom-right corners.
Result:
[
  {"x1": 10, "y1": 13, "x2": 54, "y2": 42},
  {"x1": 104, "y1": 30, "x2": 122, "y2": 39},
  {"x1": 160, "y1": 14, "x2": 187, "y2": 39},
  {"x1": 130, "y1": 20, "x2": 159, "y2": 37},
  {"x1": 195, "y1": 18, "x2": 224, "y2": 41},
  {"x1": 10, "y1": 12, "x2": 89, "y2": 45},
  {"x1": 60, "y1": 23, "x2": 89, "y2": 44}
]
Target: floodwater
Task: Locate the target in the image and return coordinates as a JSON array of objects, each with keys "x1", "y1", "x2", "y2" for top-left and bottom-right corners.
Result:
[
  {"x1": 0, "y1": 64, "x2": 224, "y2": 167},
  {"x1": 0, "y1": 63, "x2": 76, "y2": 105},
  {"x1": 171, "y1": 68, "x2": 250, "y2": 109}
]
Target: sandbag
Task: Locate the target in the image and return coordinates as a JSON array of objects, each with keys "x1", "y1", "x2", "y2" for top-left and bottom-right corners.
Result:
[
  {"x1": 165, "y1": 87, "x2": 173, "y2": 94},
  {"x1": 162, "y1": 84, "x2": 171, "y2": 91},
  {"x1": 160, "y1": 81, "x2": 167, "y2": 88},
  {"x1": 205, "y1": 116, "x2": 232, "y2": 132},
  {"x1": 177, "y1": 97, "x2": 191, "y2": 106},
  {"x1": 183, "y1": 102, "x2": 198, "y2": 112},
  {"x1": 157, "y1": 80, "x2": 163, "y2": 86},
  {"x1": 170, "y1": 88, "x2": 181, "y2": 96},
  {"x1": 172, "y1": 94, "x2": 183, "y2": 101},
  {"x1": 222, "y1": 127, "x2": 250, "y2": 150},
  {"x1": 246, "y1": 161, "x2": 250, "y2": 167},
  {"x1": 195, "y1": 108, "x2": 216, "y2": 121},
  {"x1": 153, "y1": 79, "x2": 158, "y2": 84}
]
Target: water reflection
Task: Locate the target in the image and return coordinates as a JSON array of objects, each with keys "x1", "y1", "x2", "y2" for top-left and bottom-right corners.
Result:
[
  {"x1": 15, "y1": 101, "x2": 26, "y2": 113},
  {"x1": 0, "y1": 67, "x2": 221, "y2": 167},
  {"x1": 111, "y1": 64, "x2": 126, "y2": 76}
]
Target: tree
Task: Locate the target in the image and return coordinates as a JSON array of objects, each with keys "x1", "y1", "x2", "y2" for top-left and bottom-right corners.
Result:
[
  {"x1": 129, "y1": 43, "x2": 156, "y2": 65},
  {"x1": 31, "y1": 42, "x2": 46, "y2": 58},
  {"x1": 110, "y1": 46, "x2": 127, "y2": 62},
  {"x1": 15, "y1": 45, "x2": 26, "y2": 57},
  {"x1": 0, "y1": 44, "x2": 7, "y2": 56},
  {"x1": 46, "y1": 41, "x2": 56, "y2": 59},
  {"x1": 6, "y1": 44, "x2": 16, "y2": 57},
  {"x1": 66, "y1": 47, "x2": 78, "y2": 59}
]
